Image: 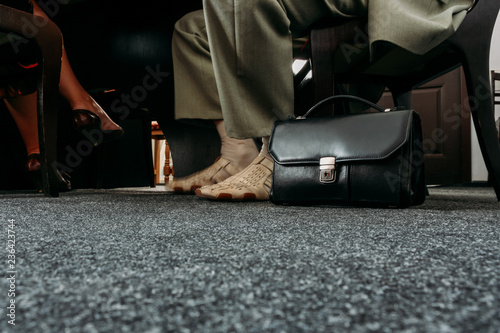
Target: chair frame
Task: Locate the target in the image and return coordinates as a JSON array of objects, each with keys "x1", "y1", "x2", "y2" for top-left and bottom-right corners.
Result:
[
  {"x1": 492, "y1": 70, "x2": 500, "y2": 106},
  {"x1": 491, "y1": 70, "x2": 500, "y2": 149},
  {"x1": 309, "y1": 0, "x2": 500, "y2": 200},
  {"x1": 0, "y1": 4, "x2": 63, "y2": 197}
]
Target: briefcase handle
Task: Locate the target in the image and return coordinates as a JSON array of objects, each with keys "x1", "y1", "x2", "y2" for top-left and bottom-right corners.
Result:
[{"x1": 302, "y1": 95, "x2": 402, "y2": 118}]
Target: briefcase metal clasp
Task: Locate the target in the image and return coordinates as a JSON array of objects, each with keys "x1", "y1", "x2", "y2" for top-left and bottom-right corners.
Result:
[{"x1": 319, "y1": 157, "x2": 336, "y2": 183}]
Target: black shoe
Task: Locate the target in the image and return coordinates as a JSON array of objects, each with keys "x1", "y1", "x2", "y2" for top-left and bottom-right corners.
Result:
[
  {"x1": 27, "y1": 154, "x2": 71, "y2": 192},
  {"x1": 72, "y1": 109, "x2": 124, "y2": 146}
]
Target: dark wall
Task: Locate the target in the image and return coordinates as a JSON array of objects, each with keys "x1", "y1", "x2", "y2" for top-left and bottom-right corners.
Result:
[{"x1": 51, "y1": 1, "x2": 202, "y2": 93}]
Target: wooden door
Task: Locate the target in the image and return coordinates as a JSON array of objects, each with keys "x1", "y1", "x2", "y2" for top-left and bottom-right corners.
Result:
[{"x1": 377, "y1": 68, "x2": 471, "y2": 185}]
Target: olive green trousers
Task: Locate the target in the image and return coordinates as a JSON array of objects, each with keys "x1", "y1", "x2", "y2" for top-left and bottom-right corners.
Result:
[{"x1": 173, "y1": 0, "x2": 471, "y2": 139}]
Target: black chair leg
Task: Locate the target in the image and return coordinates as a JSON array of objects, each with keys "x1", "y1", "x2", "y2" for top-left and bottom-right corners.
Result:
[
  {"x1": 35, "y1": 19, "x2": 63, "y2": 197},
  {"x1": 462, "y1": 48, "x2": 500, "y2": 200},
  {"x1": 391, "y1": 90, "x2": 412, "y2": 109},
  {"x1": 162, "y1": 121, "x2": 220, "y2": 178}
]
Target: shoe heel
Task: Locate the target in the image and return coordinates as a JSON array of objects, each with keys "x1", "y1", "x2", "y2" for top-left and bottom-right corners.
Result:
[{"x1": 29, "y1": 169, "x2": 43, "y2": 193}]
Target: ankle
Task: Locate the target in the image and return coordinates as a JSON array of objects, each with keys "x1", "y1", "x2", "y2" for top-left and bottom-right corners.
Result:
[
  {"x1": 26, "y1": 148, "x2": 40, "y2": 157},
  {"x1": 258, "y1": 136, "x2": 272, "y2": 159},
  {"x1": 220, "y1": 139, "x2": 259, "y2": 170}
]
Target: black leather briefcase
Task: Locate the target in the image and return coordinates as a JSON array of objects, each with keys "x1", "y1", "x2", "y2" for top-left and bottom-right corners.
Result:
[{"x1": 269, "y1": 95, "x2": 426, "y2": 207}]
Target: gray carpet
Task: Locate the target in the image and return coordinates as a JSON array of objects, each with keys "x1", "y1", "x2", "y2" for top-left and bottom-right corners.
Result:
[{"x1": 0, "y1": 186, "x2": 499, "y2": 333}]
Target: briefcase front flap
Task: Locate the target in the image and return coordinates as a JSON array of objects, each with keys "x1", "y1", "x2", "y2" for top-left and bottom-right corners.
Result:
[{"x1": 269, "y1": 110, "x2": 414, "y2": 165}]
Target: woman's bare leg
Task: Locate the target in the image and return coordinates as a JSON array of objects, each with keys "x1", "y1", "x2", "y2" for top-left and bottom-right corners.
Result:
[
  {"x1": 32, "y1": 1, "x2": 122, "y2": 132},
  {"x1": 4, "y1": 93, "x2": 39, "y2": 156}
]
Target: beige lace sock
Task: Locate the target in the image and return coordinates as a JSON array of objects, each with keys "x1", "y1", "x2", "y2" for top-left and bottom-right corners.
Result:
[
  {"x1": 216, "y1": 120, "x2": 259, "y2": 170},
  {"x1": 195, "y1": 136, "x2": 273, "y2": 201}
]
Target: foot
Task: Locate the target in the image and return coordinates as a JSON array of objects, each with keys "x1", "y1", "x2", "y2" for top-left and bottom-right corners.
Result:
[
  {"x1": 26, "y1": 154, "x2": 71, "y2": 192},
  {"x1": 84, "y1": 103, "x2": 122, "y2": 132},
  {"x1": 195, "y1": 155, "x2": 273, "y2": 201},
  {"x1": 72, "y1": 109, "x2": 125, "y2": 146},
  {"x1": 168, "y1": 156, "x2": 243, "y2": 193},
  {"x1": 72, "y1": 97, "x2": 123, "y2": 133}
]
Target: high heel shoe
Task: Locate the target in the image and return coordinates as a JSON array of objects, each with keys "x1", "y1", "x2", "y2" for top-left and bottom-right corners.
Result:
[
  {"x1": 27, "y1": 154, "x2": 71, "y2": 192},
  {"x1": 72, "y1": 109, "x2": 125, "y2": 147}
]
